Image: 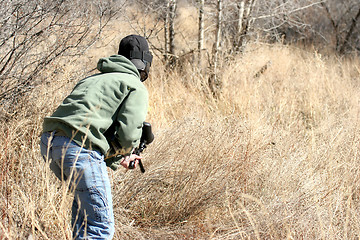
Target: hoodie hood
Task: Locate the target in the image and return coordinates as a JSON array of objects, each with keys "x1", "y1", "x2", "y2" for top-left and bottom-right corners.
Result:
[{"x1": 97, "y1": 55, "x2": 140, "y2": 79}]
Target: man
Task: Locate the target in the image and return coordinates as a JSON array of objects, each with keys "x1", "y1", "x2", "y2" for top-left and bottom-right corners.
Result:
[{"x1": 40, "y1": 34, "x2": 152, "y2": 239}]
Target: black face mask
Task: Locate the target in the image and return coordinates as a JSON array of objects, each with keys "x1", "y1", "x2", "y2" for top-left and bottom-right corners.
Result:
[
  {"x1": 129, "y1": 50, "x2": 153, "y2": 82},
  {"x1": 139, "y1": 60, "x2": 151, "y2": 82}
]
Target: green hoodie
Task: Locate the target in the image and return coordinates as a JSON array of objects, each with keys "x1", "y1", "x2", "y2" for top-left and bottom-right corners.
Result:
[{"x1": 43, "y1": 55, "x2": 148, "y2": 155}]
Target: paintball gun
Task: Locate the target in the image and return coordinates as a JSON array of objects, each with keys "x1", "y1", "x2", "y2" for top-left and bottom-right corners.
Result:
[{"x1": 128, "y1": 122, "x2": 154, "y2": 173}]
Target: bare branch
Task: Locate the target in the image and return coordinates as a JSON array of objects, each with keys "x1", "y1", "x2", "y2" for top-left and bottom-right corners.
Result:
[{"x1": 340, "y1": 6, "x2": 360, "y2": 54}]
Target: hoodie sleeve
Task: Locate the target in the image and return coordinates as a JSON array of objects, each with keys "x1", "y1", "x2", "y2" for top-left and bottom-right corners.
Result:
[{"x1": 114, "y1": 85, "x2": 148, "y2": 154}]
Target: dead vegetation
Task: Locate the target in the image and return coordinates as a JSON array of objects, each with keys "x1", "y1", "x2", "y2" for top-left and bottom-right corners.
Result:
[
  {"x1": 1, "y1": 40, "x2": 360, "y2": 239},
  {"x1": 1, "y1": 1, "x2": 360, "y2": 240}
]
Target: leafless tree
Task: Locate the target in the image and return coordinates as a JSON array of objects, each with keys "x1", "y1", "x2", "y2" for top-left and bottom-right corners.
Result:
[
  {"x1": 198, "y1": 0, "x2": 205, "y2": 66},
  {"x1": 320, "y1": 0, "x2": 360, "y2": 54},
  {"x1": 0, "y1": 0, "x2": 124, "y2": 118},
  {"x1": 128, "y1": 0, "x2": 176, "y2": 63},
  {"x1": 233, "y1": 0, "x2": 257, "y2": 52},
  {"x1": 128, "y1": 0, "x2": 360, "y2": 89},
  {"x1": 208, "y1": 0, "x2": 223, "y2": 97},
  {"x1": 250, "y1": 0, "x2": 360, "y2": 54},
  {"x1": 163, "y1": 0, "x2": 177, "y2": 66},
  {"x1": 164, "y1": 1, "x2": 170, "y2": 61},
  {"x1": 169, "y1": 0, "x2": 177, "y2": 57}
]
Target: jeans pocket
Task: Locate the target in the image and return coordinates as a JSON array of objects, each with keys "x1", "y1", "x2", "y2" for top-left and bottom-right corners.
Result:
[{"x1": 89, "y1": 186, "x2": 112, "y2": 223}]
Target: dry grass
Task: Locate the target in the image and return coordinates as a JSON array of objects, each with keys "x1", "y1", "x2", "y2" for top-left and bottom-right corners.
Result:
[{"x1": 1, "y1": 10, "x2": 360, "y2": 240}]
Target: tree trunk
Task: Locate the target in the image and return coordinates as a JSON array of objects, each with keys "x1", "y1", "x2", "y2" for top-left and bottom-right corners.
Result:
[
  {"x1": 234, "y1": 1, "x2": 245, "y2": 51},
  {"x1": 164, "y1": 0, "x2": 170, "y2": 62},
  {"x1": 237, "y1": 1, "x2": 245, "y2": 34},
  {"x1": 214, "y1": 0, "x2": 222, "y2": 74},
  {"x1": 339, "y1": 6, "x2": 360, "y2": 54},
  {"x1": 235, "y1": 0, "x2": 256, "y2": 52},
  {"x1": 208, "y1": 0, "x2": 222, "y2": 97},
  {"x1": 198, "y1": 0, "x2": 204, "y2": 66},
  {"x1": 169, "y1": 0, "x2": 177, "y2": 56},
  {"x1": 321, "y1": 2, "x2": 340, "y2": 51}
]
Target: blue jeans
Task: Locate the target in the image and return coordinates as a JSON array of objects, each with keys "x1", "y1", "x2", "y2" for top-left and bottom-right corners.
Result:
[{"x1": 40, "y1": 132, "x2": 114, "y2": 239}]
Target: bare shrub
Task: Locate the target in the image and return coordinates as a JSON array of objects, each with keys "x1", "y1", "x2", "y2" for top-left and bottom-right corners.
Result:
[{"x1": 0, "y1": 0, "x2": 125, "y2": 119}]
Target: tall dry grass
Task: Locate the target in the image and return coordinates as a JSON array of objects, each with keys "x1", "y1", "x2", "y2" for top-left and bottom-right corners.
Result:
[{"x1": 1, "y1": 13, "x2": 360, "y2": 240}]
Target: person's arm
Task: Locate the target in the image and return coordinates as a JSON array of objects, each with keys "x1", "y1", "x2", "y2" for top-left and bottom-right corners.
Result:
[{"x1": 115, "y1": 87, "x2": 148, "y2": 154}]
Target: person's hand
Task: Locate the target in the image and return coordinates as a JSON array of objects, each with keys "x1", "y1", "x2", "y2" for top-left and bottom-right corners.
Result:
[{"x1": 120, "y1": 154, "x2": 142, "y2": 169}]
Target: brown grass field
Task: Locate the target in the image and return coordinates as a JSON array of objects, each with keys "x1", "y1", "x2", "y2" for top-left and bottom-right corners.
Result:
[{"x1": 1, "y1": 5, "x2": 360, "y2": 240}]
